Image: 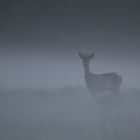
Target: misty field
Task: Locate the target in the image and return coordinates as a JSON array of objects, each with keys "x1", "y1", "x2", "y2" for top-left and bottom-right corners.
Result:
[{"x1": 0, "y1": 87, "x2": 140, "y2": 140}]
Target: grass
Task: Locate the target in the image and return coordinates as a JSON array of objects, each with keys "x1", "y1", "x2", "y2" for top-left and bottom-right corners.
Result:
[{"x1": 0, "y1": 86, "x2": 140, "y2": 140}]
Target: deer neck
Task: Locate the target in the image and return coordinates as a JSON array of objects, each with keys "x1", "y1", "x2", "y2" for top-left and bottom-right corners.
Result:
[{"x1": 84, "y1": 63, "x2": 90, "y2": 77}]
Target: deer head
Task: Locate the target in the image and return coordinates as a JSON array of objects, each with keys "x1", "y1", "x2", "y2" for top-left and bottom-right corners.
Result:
[
  {"x1": 79, "y1": 52, "x2": 94, "y2": 64},
  {"x1": 78, "y1": 52, "x2": 95, "y2": 74}
]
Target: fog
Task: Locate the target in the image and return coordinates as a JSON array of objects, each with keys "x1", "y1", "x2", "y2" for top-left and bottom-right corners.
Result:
[
  {"x1": 0, "y1": 0, "x2": 140, "y2": 139},
  {"x1": 0, "y1": 50, "x2": 140, "y2": 140},
  {"x1": 1, "y1": 87, "x2": 140, "y2": 140},
  {"x1": 0, "y1": 50, "x2": 139, "y2": 89}
]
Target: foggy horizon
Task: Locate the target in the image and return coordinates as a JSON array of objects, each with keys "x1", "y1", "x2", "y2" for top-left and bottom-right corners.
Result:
[{"x1": 0, "y1": 50, "x2": 139, "y2": 89}]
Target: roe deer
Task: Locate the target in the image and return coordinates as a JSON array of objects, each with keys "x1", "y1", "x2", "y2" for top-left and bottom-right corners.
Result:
[{"x1": 79, "y1": 52, "x2": 122, "y2": 96}]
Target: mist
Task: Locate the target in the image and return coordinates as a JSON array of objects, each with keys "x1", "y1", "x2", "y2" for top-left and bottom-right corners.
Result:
[
  {"x1": 0, "y1": 0, "x2": 140, "y2": 140},
  {"x1": 1, "y1": 48, "x2": 139, "y2": 140},
  {"x1": 0, "y1": 49, "x2": 139, "y2": 89}
]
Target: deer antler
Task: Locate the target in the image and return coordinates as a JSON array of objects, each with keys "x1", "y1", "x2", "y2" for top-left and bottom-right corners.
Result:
[
  {"x1": 78, "y1": 52, "x2": 95, "y2": 59},
  {"x1": 78, "y1": 52, "x2": 84, "y2": 58},
  {"x1": 88, "y1": 52, "x2": 95, "y2": 59}
]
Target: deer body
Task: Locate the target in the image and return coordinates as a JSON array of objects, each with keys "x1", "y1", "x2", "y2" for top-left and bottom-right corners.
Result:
[{"x1": 79, "y1": 52, "x2": 122, "y2": 95}]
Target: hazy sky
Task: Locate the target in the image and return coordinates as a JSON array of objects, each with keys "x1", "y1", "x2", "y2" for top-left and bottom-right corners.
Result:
[{"x1": 0, "y1": 0, "x2": 139, "y2": 88}]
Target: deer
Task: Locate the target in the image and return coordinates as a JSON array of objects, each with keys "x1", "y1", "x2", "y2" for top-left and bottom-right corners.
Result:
[{"x1": 78, "y1": 52, "x2": 122, "y2": 96}]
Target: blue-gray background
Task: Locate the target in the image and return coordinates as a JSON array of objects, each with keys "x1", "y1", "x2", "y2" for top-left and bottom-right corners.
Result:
[
  {"x1": 1, "y1": 1, "x2": 140, "y2": 140},
  {"x1": 0, "y1": 0, "x2": 139, "y2": 89}
]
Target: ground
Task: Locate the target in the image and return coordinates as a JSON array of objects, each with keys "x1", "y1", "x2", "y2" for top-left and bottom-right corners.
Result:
[{"x1": 0, "y1": 87, "x2": 140, "y2": 140}]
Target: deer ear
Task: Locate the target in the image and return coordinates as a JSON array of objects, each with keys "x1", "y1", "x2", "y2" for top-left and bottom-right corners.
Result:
[
  {"x1": 78, "y1": 52, "x2": 83, "y2": 58},
  {"x1": 89, "y1": 52, "x2": 95, "y2": 59}
]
